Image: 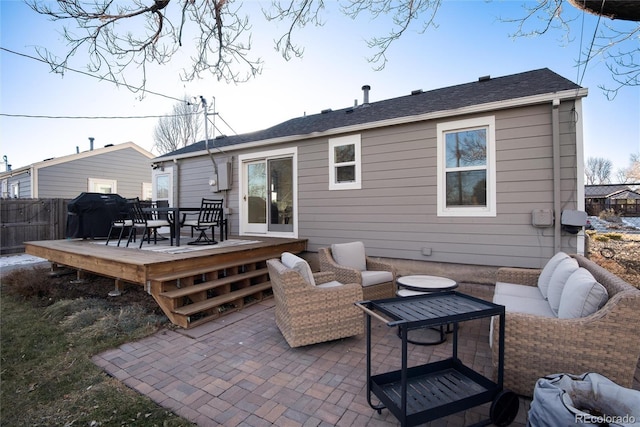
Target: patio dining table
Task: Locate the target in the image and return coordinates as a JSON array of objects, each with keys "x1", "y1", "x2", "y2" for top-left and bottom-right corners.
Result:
[{"x1": 143, "y1": 206, "x2": 201, "y2": 247}]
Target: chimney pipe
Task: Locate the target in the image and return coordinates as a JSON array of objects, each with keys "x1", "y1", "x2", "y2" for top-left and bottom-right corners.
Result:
[
  {"x1": 88, "y1": 137, "x2": 94, "y2": 151},
  {"x1": 362, "y1": 85, "x2": 371, "y2": 105}
]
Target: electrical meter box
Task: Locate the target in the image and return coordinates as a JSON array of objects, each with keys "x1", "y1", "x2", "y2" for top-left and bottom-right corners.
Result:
[
  {"x1": 532, "y1": 209, "x2": 554, "y2": 227},
  {"x1": 210, "y1": 161, "x2": 232, "y2": 192}
]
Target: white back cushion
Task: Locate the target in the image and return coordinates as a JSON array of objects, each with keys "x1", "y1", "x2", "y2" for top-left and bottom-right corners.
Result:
[
  {"x1": 281, "y1": 252, "x2": 315, "y2": 286},
  {"x1": 558, "y1": 268, "x2": 608, "y2": 319},
  {"x1": 547, "y1": 257, "x2": 579, "y2": 315},
  {"x1": 331, "y1": 241, "x2": 367, "y2": 271},
  {"x1": 538, "y1": 252, "x2": 570, "y2": 298}
]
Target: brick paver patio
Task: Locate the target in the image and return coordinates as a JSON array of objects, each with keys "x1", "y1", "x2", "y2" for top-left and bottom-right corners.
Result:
[{"x1": 91, "y1": 282, "x2": 603, "y2": 426}]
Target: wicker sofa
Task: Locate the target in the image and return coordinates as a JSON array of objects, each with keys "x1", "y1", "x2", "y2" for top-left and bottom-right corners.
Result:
[
  {"x1": 318, "y1": 243, "x2": 397, "y2": 300},
  {"x1": 266, "y1": 256, "x2": 364, "y2": 348},
  {"x1": 491, "y1": 253, "x2": 640, "y2": 397}
]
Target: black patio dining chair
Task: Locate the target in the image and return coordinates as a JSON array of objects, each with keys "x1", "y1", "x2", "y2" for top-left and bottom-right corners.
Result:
[
  {"x1": 139, "y1": 200, "x2": 170, "y2": 243},
  {"x1": 123, "y1": 198, "x2": 171, "y2": 248},
  {"x1": 183, "y1": 198, "x2": 227, "y2": 245},
  {"x1": 106, "y1": 197, "x2": 139, "y2": 247}
]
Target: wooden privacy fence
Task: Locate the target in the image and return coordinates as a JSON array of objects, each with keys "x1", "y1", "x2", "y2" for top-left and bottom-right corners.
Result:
[{"x1": 1, "y1": 198, "x2": 69, "y2": 254}]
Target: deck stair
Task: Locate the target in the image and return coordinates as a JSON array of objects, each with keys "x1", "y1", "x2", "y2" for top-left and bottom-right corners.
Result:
[{"x1": 150, "y1": 255, "x2": 274, "y2": 328}]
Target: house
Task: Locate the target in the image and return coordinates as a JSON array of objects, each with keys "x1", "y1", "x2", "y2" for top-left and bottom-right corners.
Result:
[
  {"x1": 153, "y1": 68, "x2": 589, "y2": 269},
  {"x1": 585, "y1": 183, "x2": 640, "y2": 217},
  {"x1": 0, "y1": 141, "x2": 155, "y2": 200}
]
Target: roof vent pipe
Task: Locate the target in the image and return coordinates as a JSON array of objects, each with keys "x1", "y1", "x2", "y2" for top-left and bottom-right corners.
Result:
[
  {"x1": 88, "y1": 137, "x2": 94, "y2": 151},
  {"x1": 362, "y1": 85, "x2": 371, "y2": 104}
]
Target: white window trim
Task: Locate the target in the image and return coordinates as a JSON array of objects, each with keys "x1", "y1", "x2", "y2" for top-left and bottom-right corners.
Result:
[
  {"x1": 329, "y1": 134, "x2": 361, "y2": 190},
  {"x1": 436, "y1": 116, "x2": 496, "y2": 217},
  {"x1": 88, "y1": 178, "x2": 117, "y2": 194},
  {"x1": 10, "y1": 182, "x2": 19, "y2": 198}
]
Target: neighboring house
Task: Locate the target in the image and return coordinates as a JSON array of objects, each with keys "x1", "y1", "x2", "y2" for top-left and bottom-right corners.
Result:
[
  {"x1": 153, "y1": 68, "x2": 589, "y2": 269},
  {"x1": 585, "y1": 184, "x2": 640, "y2": 216},
  {"x1": 0, "y1": 142, "x2": 154, "y2": 199}
]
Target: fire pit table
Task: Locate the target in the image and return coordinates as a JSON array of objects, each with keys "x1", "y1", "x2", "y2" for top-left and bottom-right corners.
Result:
[{"x1": 356, "y1": 291, "x2": 519, "y2": 427}]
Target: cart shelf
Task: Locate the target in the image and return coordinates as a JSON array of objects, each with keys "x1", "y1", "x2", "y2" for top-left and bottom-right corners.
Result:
[{"x1": 357, "y1": 291, "x2": 519, "y2": 427}]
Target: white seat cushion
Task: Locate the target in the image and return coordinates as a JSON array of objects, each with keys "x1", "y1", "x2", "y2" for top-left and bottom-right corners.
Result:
[
  {"x1": 331, "y1": 241, "x2": 367, "y2": 271},
  {"x1": 281, "y1": 252, "x2": 315, "y2": 286},
  {"x1": 146, "y1": 220, "x2": 170, "y2": 227},
  {"x1": 547, "y1": 257, "x2": 579, "y2": 315},
  {"x1": 558, "y1": 268, "x2": 608, "y2": 319},
  {"x1": 495, "y1": 282, "x2": 545, "y2": 301},
  {"x1": 493, "y1": 293, "x2": 556, "y2": 318},
  {"x1": 537, "y1": 252, "x2": 570, "y2": 298},
  {"x1": 316, "y1": 281, "x2": 344, "y2": 288},
  {"x1": 361, "y1": 270, "x2": 393, "y2": 287}
]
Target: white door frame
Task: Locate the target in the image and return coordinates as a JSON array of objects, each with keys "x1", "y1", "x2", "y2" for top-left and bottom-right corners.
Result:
[
  {"x1": 152, "y1": 166, "x2": 174, "y2": 206},
  {"x1": 238, "y1": 148, "x2": 298, "y2": 237}
]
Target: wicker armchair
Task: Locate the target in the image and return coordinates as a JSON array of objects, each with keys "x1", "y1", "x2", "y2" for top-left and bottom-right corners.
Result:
[
  {"x1": 267, "y1": 257, "x2": 364, "y2": 348},
  {"x1": 492, "y1": 254, "x2": 640, "y2": 397},
  {"x1": 318, "y1": 242, "x2": 397, "y2": 300}
]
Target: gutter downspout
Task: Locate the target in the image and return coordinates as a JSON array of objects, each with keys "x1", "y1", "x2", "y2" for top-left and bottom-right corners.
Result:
[
  {"x1": 552, "y1": 98, "x2": 561, "y2": 253},
  {"x1": 173, "y1": 159, "x2": 179, "y2": 207}
]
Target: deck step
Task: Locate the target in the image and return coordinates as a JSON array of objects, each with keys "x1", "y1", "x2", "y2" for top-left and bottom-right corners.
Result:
[
  {"x1": 158, "y1": 268, "x2": 269, "y2": 299},
  {"x1": 173, "y1": 281, "x2": 272, "y2": 317},
  {"x1": 149, "y1": 255, "x2": 274, "y2": 283}
]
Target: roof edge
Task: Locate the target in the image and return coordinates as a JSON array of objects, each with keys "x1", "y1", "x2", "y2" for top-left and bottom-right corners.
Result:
[{"x1": 29, "y1": 142, "x2": 154, "y2": 171}]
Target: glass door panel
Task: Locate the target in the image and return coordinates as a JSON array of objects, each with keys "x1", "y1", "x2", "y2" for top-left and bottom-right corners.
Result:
[
  {"x1": 245, "y1": 161, "x2": 267, "y2": 233},
  {"x1": 268, "y1": 158, "x2": 293, "y2": 233}
]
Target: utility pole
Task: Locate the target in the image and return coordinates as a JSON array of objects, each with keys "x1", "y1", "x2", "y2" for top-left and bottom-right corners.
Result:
[{"x1": 200, "y1": 96, "x2": 219, "y2": 178}]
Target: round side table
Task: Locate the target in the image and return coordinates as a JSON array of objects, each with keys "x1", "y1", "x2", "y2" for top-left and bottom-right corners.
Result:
[{"x1": 396, "y1": 275, "x2": 458, "y2": 345}]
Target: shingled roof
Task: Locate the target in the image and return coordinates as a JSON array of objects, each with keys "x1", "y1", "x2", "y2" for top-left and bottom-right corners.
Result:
[{"x1": 157, "y1": 68, "x2": 583, "y2": 159}]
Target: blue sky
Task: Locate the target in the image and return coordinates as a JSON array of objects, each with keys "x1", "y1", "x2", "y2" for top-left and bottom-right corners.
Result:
[{"x1": 1, "y1": 0, "x2": 638, "y2": 176}]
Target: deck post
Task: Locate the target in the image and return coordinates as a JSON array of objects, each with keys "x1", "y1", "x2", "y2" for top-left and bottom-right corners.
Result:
[{"x1": 108, "y1": 279, "x2": 124, "y2": 297}]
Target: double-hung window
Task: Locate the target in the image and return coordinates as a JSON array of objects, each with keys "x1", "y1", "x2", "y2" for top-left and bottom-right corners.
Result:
[
  {"x1": 329, "y1": 134, "x2": 361, "y2": 190},
  {"x1": 437, "y1": 116, "x2": 496, "y2": 217}
]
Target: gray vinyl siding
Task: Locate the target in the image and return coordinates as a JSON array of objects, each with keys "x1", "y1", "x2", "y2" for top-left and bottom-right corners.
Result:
[
  {"x1": 297, "y1": 102, "x2": 579, "y2": 269},
  {"x1": 36, "y1": 147, "x2": 153, "y2": 199},
  {"x1": 173, "y1": 101, "x2": 580, "y2": 269},
  {"x1": 3, "y1": 173, "x2": 31, "y2": 198}
]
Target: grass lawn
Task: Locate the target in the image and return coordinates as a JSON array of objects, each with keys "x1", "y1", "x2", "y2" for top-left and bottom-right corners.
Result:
[{"x1": 0, "y1": 266, "x2": 196, "y2": 427}]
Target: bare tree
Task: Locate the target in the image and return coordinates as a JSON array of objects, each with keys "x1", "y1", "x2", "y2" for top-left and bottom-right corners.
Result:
[
  {"x1": 585, "y1": 156, "x2": 613, "y2": 185},
  {"x1": 26, "y1": 0, "x2": 639, "y2": 95},
  {"x1": 500, "y1": 0, "x2": 639, "y2": 99},
  {"x1": 616, "y1": 153, "x2": 640, "y2": 183},
  {"x1": 153, "y1": 98, "x2": 202, "y2": 154}
]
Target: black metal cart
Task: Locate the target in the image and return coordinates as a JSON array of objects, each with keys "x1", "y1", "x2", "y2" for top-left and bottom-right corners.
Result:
[{"x1": 356, "y1": 291, "x2": 519, "y2": 427}]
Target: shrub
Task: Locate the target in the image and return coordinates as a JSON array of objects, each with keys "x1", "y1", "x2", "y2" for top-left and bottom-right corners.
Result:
[
  {"x1": 1, "y1": 266, "x2": 53, "y2": 301},
  {"x1": 594, "y1": 235, "x2": 610, "y2": 242},
  {"x1": 603, "y1": 233, "x2": 623, "y2": 240},
  {"x1": 599, "y1": 209, "x2": 622, "y2": 223}
]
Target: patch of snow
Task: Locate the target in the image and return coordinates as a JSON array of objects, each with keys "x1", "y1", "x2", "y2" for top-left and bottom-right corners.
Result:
[{"x1": 0, "y1": 254, "x2": 47, "y2": 268}]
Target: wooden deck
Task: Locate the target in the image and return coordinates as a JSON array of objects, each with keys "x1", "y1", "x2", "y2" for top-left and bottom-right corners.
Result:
[{"x1": 25, "y1": 236, "x2": 307, "y2": 328}]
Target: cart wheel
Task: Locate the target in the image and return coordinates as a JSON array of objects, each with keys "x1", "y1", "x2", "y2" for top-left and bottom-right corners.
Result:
[{"x1": 490, "y1": 390, "x2": 519, "y2": 427}]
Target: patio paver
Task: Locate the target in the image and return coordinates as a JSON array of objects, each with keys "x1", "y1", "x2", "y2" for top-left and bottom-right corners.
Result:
[{"x1": 92, "y1": 283, "x2": 636, "y2": 426}]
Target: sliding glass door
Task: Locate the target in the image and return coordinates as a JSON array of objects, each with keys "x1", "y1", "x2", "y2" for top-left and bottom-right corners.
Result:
[{"x1": 241, "y1": 150, "x2": 295, "y2": 235}]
